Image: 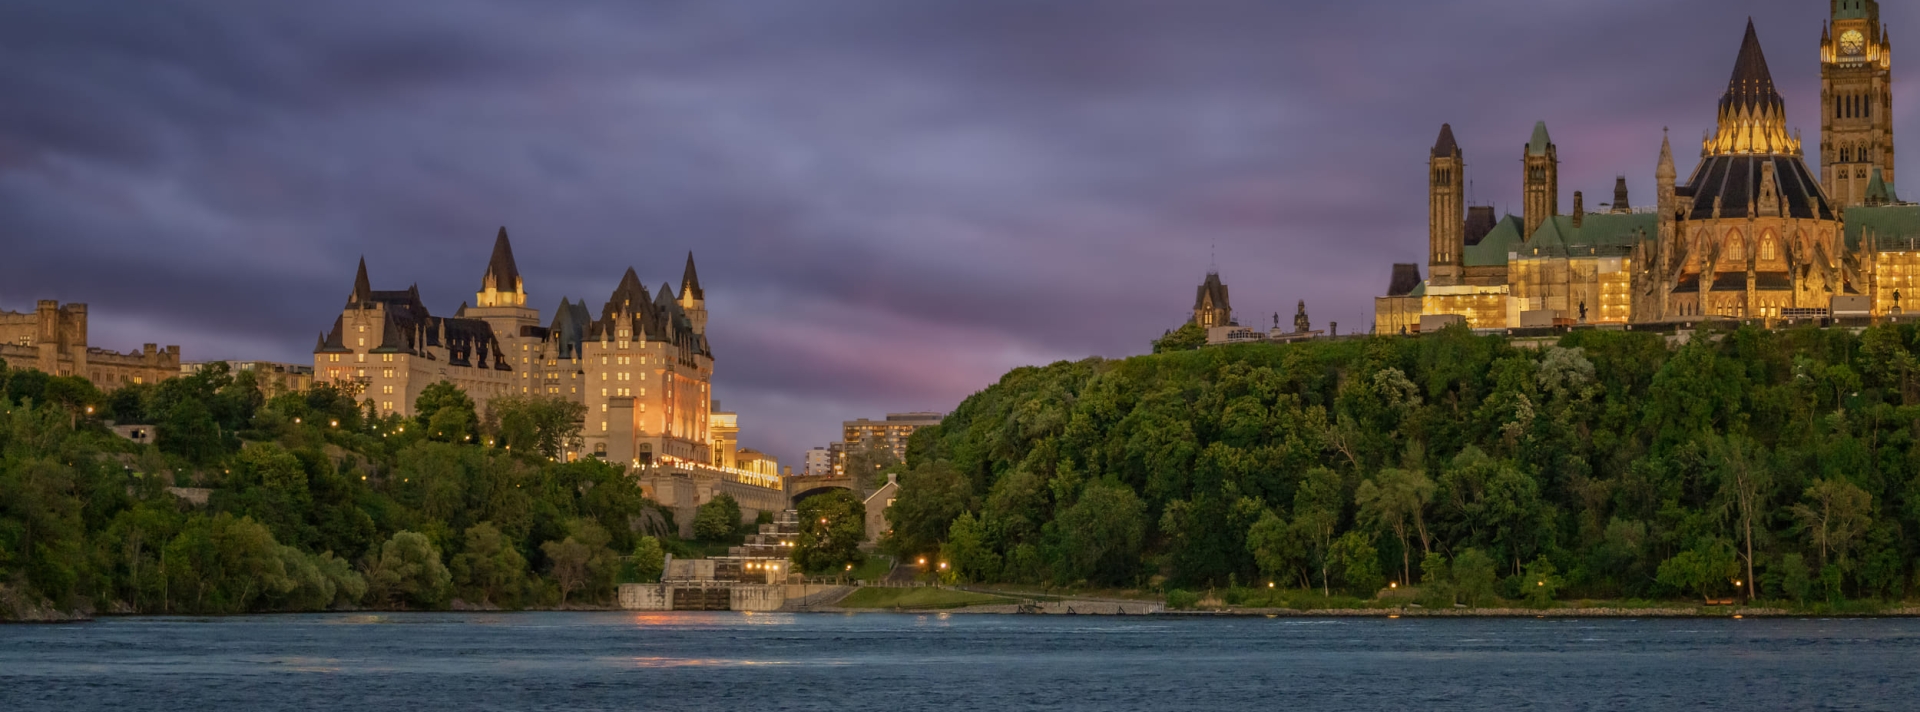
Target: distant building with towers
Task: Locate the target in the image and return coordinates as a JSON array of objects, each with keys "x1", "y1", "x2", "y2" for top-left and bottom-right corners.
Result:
[
  {"x1": 1378, "y1": 6, "x2": 1920, "y2": 332},
  {"x1": 313, "y1": 227, "x2": 751, "y2": 467},
  {"x1": 0, "y1": 300, "x2": 180, "y2": 389}
]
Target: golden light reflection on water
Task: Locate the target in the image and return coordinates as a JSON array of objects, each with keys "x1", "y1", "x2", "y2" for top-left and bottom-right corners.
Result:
[{"x1": 624, "y1": 612, "x2": 798, "y2": 627}]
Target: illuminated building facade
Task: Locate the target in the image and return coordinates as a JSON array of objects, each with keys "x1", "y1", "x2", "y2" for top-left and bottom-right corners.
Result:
[
  {"x1": 1376, "y1": 8, "x2": 1920, "y2": 331},
  {"x1": 315, "y1": 228, "x2": 763, "y2": 468}
]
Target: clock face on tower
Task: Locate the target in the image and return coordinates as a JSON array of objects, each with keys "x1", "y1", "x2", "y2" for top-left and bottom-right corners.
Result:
[{"x1": 1841, "y1": 30, "x2": 1866, "y2": 57}]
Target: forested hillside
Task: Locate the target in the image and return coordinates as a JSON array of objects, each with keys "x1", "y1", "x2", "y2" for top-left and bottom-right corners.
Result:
[
  {"x1": 0, "y1": 360, "x2": 677, "y2": 619},
  {"x1": 887, "y1": 324, "x2": 1920, "y2": 606}
]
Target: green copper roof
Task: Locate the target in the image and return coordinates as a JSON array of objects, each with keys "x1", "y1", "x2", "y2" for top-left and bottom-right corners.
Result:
[
  {"x1": 1845, "y1": 205, "x2": 1920, "y2": 251},
  {"x1": 1866, "y1": 167, "x2": 1894, "y2": 205},
  {"x1": 1569, "y1": 212, "x2": 1657, "y2": 249},
  {"x1": 1527, "y1": 121, "x2": 1553, "y2": 156},
  {"x1": 1465, "y1": 215, "x2": 1526, "y2": 266}
]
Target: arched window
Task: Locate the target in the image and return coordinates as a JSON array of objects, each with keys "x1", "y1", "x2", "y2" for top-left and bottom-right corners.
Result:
[
  {"x1": 1761, "y1": 235, "x2": 1776, "y2": 261},
  {"x1": 1727, "y1": 232, "x2": 1745, "y2": 262}
]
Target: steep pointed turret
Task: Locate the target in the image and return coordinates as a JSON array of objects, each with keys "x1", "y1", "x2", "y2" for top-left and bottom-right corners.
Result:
[
  {"x1": 350, "y1": 257, "x2": 371, "y2": 305},
  {"x1": 476, "y1": 227, "x2": 527, "y2": 308},
  {"x1": 1611, "y1": 176, "x2": 1632, "y2": 214},
  {"x1": 678, "y1": 252, "x2": 709, "y2": 334},
  {"x1": 1432, "y1": 123, "x2": 1460, "y2": 158},
  {"x1": 1708, "y1": 21, "x2": 1799, "y2": 156},
  {"x1": 680, "y1": 253, "x2": 705, "y2": 302}
]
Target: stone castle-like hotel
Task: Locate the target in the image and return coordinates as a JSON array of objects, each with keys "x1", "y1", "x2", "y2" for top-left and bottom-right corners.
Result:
[
  {"x1": 314, "y1": 230, "x2": 719, "y2": 467},
  {"x1": 1376, "y1": 3, "x2": 1920, "y2": 332}
]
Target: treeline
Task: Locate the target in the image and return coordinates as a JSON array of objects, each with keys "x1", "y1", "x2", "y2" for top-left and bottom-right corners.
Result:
[
  {"x1": 885, "y1": 324, "x2": 1920, "y2": 606},
  {"x1": 0, "y1": 360, "x2": 683, "y2": 618}
]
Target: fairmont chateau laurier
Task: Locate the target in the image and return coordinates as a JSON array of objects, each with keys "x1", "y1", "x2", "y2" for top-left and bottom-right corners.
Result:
[
  {"x1": 1376, "y1": 3, "x2": 1919, "y2": 333},
  {"x1": 314, "y1": 230, "x2": 719, "y2": 467}
]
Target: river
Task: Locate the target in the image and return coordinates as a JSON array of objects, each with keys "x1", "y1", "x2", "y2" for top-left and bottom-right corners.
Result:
[{"x1": 1, "y1": 612, "x2": 1915, "y2": 711}]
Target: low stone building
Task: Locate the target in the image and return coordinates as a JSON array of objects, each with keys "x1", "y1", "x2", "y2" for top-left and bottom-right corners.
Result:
[{"x1": 0, "y1": 300, "x2": 180, "y2": 390}]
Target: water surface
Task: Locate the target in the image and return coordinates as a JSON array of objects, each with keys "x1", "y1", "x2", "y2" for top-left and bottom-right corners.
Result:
[{"x1": 1, "y1": 613, "x2": 1914, "y2": 711}]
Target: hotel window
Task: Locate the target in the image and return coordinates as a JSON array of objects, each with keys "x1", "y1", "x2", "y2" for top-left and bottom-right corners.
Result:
[
  {"x1": 601, "y1": 389, "x2": 608, "y2": 397},
  {"x1": 357, "y1": 369, "x2": 366, "y2": 378},
  {"x1": 358, "y1": 325, "x2": 366, "y2": 333},
  {"x1": 357, "y1": 338, "x2": 365, "y2": 347},
  {"x1": 600, "y1": 373, "x2": 608, "y2": 381},
  {"x1": 601, "y1": 421, "x2": 608, "y2": 432},
  {"x1": 601, "y1": 404, "x2": 608, "y2": 412},
  {"x1": 357, "y1": 354, "x2": 366, "y2": 363},
  {"x1": 383, "y1": 369, "x2": 394, "y2": 378}
]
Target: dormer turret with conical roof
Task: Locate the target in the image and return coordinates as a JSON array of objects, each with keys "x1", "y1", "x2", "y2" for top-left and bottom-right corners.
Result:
[
  {"x1": 678, "y1": 252, "x2": 708, "y2": 335},
  {"x1": 464, "y1": 226, "x2": 542, "y2": 341},
  {"x1": 476, "y1": 227, "x2": 527, "y2": 309},
  {"x1": 1707, "y1": 21, "x2": 1800, "y2": 157}
]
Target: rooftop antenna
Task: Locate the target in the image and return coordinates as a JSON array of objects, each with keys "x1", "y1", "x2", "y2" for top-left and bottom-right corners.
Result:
[{"x1": 1209, "y1": 241, "x2": 1218, "y2": 274}]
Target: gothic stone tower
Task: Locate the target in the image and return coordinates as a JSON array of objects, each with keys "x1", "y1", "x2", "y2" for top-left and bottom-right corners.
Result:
[
  {"x1": 1523, "y1": 121, "x2": 1559, "y2": 240},
  {"x1": 1193, "y1": 271, "x2": 1232, "y2": 328},
  {"x1": 1428, "y1": 124, "x2": 1466, "y2": 286},
  {"x1": 1822, "y1": 0, "x2": 1895, "y2": 207}
]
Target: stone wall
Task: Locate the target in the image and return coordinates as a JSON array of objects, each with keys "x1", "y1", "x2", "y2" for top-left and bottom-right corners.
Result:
[{"x1": 617, "y1": 583, "x2": 785, "y2": 612}]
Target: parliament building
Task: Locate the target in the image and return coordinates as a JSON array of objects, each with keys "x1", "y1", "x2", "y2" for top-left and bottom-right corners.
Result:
[
  {"x1": 1377, "y1": 3, "x2": 1920, "y2": 333},
  {"x1": 314, "y1": 229, "x2": 724, "y2": 466}
]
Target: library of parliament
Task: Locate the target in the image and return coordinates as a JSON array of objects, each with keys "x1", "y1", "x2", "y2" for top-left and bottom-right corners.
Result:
[{"x1": 1376, "y1": 2, "x2": 1918, "y2": 332}]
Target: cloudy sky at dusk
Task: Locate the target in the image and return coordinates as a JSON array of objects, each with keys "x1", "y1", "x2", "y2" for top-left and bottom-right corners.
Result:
[{"x1": 2, "y1": 0, "x2": 1915, "y2": 462}]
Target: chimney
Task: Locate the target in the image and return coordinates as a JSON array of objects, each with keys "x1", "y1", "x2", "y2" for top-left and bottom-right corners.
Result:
[{"x1": 1572, "y1": 192, "x2": 1585, "y2": 228}]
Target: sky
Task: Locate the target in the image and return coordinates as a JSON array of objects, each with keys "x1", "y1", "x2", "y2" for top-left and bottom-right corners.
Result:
[{"x1": 2, "y1": 0, "x2": 1916, "y2": 464}]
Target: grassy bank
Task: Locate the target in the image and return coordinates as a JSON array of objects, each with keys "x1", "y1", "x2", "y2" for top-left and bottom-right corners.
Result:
[{"x1": 836, "y1": 587, "x2": 1013, "y2": 610}]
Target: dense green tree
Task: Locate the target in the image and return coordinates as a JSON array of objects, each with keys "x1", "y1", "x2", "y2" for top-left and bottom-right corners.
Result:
[
  {"x1": 1152, "y1": 321, "x2": 1206, "y2": 353},
  {"x1": 796, "y1": 490, "x2": 865, "y2": 574},
  {"x1": 693, "y1": 493, "x2": 743, "y2": 541},
  {"x1": 942, "y1": 512, "x2": 1000, "y2": 583},
  {"x1": 1356, "y1": 467, "x2": 1434, "y2": 585},
  {"x1": 883, "y1": 460, "x2": 973, "y2": 558},
  {"x1": 1451, "y1": 548, "x2": 1498, "y2": 607},
  {"x1": 1047, "y1": 482, "x2": 1146, "y2": 586},
  {"x1": 484, "y1": 396, "x2": 586, "y2": 459},
  {"x1": 451, "y1": 522, "x2": 530, "y2": 608},
  {"x1": 629, "y1": 536, "x2": 666, "y2": 584},
  {"x1": 541, "y1": 520, "x2": 618, "y2": 606},
  {"x1": 416, "y1": 382, "x2": 477, "y2": 443},
  {"x1": 365, "y1": 531, "x2": 452, "y2": 609}
]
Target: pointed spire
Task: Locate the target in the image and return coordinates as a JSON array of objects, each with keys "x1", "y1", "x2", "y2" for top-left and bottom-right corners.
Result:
[
  {"x1": 350, "y1": 257, "x2": 371, "y2": 304},
  {"x1": 1612, "y1": 177, "x2": 1631, "y2": 213},
  {"x1": 1658, "y1": 129, "x2": 1676, "y2": 179},
  {"x1": 483, "y1": 226, "x2": 522, "y2": 293},
  {"x1": 1723, "y1": 20, "x2": 1783, "y2": 113},
  {"x1": 1527, "y1": 121, "x2": 1553, "y2": 156},
  {"x1": 681, "y1": 252, "x2": 705, "y2": 301},
  {"x1": 1431, "y1": 123, "x2": 1460, "y2": 158}
]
